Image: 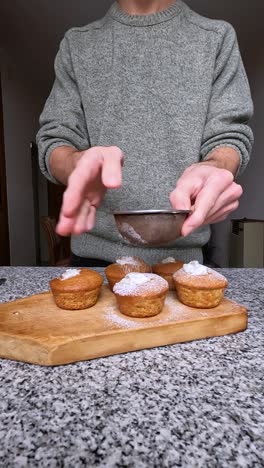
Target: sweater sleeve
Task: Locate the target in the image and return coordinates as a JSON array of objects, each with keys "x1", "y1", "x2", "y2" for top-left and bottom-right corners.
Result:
[
  {"x1": 200, "y1": 24, "x2": 254, "y2": 175},
  {"x1": 36, "y1": 34, "x2": 90, "y2": 183}
]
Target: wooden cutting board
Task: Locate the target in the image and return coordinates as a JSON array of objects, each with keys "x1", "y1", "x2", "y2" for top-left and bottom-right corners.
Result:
[{"x1": 0, "y1": 286, "x2": 247, "y2": 366}]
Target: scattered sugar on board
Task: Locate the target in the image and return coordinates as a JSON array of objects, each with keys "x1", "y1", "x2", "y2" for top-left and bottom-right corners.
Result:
[
  {"x1": 104, "y1": 307, "x2": 142, "y2": 329},
  {"x1": 103, "y1": 293, "x2": 198, "y2": 330}
]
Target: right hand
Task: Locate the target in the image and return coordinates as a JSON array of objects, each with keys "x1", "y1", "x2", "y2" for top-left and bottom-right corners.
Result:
[{"x1": 56, "y1": 146, "x2": 124, "y2": 236}]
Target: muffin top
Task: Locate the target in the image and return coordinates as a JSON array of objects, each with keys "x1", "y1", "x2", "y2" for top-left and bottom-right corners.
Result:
[
  {"x1": 113, "y1": 273, "x2": 169, "y2": 297},
  {"x1": 173, "y1": 261, "x2": 228, "y2": 290},
  {"x1": 116, "y1": 256, "x2": 144, "y2": 266},
  {"x1": 105, "y1": 256, "x2": 151, "y2": 279},
  {"x1": 50, "y1": 268, "x2": 103, "y2": 292},
  {"x1": 153, "y1": 257, "x2": 184, "y2": 275}
]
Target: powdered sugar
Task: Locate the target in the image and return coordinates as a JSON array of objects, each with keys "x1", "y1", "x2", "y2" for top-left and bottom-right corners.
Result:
[
  {"x1": 104, "y1": 306, "x2": 140, "y2": 329},
  {"x1": 161, "y1": 257, "x2": 176, "y2": 264},
  {"x1": 61, "y1": 269, "x2": 81, "y2": 281},
  {"x1": 113, "y1": 273, "x2": 150, "y2": 295},
  {"x1": 206, "y1": 267, "x2": 227, "y2": 281},
  {"x1": 120, "y1": 223, "x2": 147, "y2": 245},
  {"x1": 174, "y1": 262, "x2": 228, "y2": 287},
  {"x1": 116, "y1": 256, "x2": 142, "y2": 266},
  {"x1": 103, "y1": 293, "x2": 194, "y2": 330},
  {"x1": 183, "y1": 261, "x2": 208, "y2": 276},
  {"x1": 113, "y1": 273, "x2": 168, "y2": 296}
]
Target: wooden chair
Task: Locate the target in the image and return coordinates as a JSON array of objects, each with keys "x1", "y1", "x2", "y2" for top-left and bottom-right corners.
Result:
[{"x1": 40, "y1": 216, "x2": 70, "y2": 266}]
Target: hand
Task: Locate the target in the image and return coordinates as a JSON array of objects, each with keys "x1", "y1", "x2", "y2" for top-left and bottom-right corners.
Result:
[
  {"x1": 170, "y1": 163, "x2": 243, "y2": 237},
  {"x1": 56, "y1": 146, "x2": 124, "y2": 236}
]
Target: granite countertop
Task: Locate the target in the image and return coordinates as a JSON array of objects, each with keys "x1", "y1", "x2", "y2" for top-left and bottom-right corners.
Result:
[{"x1": 0, "y1": 267, "x2": 263, "y2": 467}]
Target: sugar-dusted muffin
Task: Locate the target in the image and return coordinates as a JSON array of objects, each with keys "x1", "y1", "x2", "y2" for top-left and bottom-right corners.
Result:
[
  {"x1": 50, "y1": 268, "x2": 103, "y2": 310},
  {"x1": 152, "y1": 257, "x2": 184, "y2": 290},
  {"x1": 113, "y1": 272, "x2": 169, "y2": 318},
  {"x1": 173, "y1": 261, "x2": 228, "y2": 309},
  {"x1": 105, "y1": 256, "x2": 151, "y2": 291}
]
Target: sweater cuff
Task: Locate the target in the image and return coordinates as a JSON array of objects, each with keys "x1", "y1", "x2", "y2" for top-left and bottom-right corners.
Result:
[
  {"x1": 201, "y1": 141, "x2": 249, "y2": 177},
  {"x1": 40, "y1": 141, "x2": 77, "y2": 185}
]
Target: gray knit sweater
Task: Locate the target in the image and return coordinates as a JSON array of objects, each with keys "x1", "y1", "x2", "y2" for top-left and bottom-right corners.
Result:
[{"x1": 37, "y1": 0, "x2": 254, "y2": 264}]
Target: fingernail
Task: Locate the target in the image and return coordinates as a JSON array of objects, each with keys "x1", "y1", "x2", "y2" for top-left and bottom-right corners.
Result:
[{"x1": 108, "y1": 179, "x2": 121, "y2": 188}]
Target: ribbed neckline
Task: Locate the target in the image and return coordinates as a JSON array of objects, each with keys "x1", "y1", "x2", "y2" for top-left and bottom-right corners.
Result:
[{"x1": 108, "y1": 1, "x2": 183, "y2": 27}]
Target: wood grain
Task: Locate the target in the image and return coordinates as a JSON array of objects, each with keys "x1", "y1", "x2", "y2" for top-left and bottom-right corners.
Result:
[{"x1": 0, "y1": 286, "x2": 247, "y2": 366}]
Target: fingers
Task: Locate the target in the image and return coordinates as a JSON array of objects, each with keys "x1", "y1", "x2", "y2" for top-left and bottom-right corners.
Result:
[
  {"x1": 62, "y1": 152, "x2": 102, "y2": 218},
  {"x1": 56, "y1": 213, "x2": 76, "y2": 237},
  {"x1": 205, "y1": 200, "x2": 239, "y2": 224},
  {"x1": 58, "y1": 146, "x2": 124, "y2": 236},
  {"x1": 170, "y1": 171, "x2": 203, "y2": 211},
  {"x1": 62, "y1": 146, "x2": 123, "y2": 219},
  {"x1": 56, "y1": 200, "x2": 92, "y2": 236},
  {"x1": 205, "y1": 183, "x2": 243, "y2": 219},
  {"x1": 73, "y1": 200, "x2": 92, "y2": 235},
  {"x1": 181, "y1": 169, "x2": 235, "y2": 237},
  {"x1": 57, "y1": 146, "x2": 124, "y2": 236},
  {"x1": 57, "y1": 202, "x2": 97, "y2": 236},
  {"x1": 101, "y1": 146, "x2": 124, "y2": 188},
  {"x1": 86, "y1": 205, "x2": 97, "y2": 231}
]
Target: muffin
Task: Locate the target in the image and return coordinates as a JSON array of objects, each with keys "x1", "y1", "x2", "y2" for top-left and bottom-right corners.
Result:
[
  {"x1": 152, "y1": 257, "x2": 184, "y2": 290},
  {"x1": 173, "y1": 261, "x2": 228, "y2": 309},
  {"x1": 50, "y1": 268, "x2": 103, "y2": 310},
  {"x1": 105, "y1": 256, "x2": 151, "y2": 291},
  {"x1": 113, "y1": 272, "x2": 169, "y2": 318}
]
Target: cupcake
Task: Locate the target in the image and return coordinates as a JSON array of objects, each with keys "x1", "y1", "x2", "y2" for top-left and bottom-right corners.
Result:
[
  {"x1": 50, "y1": 268, "x2": 103, "y2": 310},
  {"x1": 173, "y1": 261, "x2": 228, "y2": 309},
  {"x1": 152, "y1": 257, "x2": 184, "y2": 290},
  {"x1": 105, "y1": 256, "x2": 151, "y2": 291},
  {"x1": 113, "y1": 272, "x2": 169, "y2": 318}
]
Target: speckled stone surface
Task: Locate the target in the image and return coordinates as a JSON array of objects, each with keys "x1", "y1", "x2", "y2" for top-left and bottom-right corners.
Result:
[{"x1": 0, "y1": 267, "x2": 263, "y2": 468}]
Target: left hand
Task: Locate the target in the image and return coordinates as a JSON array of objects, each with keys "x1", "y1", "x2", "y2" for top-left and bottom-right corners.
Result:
[{"x1": 170, "y1": 163, "x2": 243, "y2": 237}]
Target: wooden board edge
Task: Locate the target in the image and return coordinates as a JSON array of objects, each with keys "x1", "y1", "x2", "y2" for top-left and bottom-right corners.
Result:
[
  {"x1": 0, "y1": 293, "x2": 248, "y2": 367},
  {"x1": 49, "y1": 308, "x2": 248, "y2": 366},
  {"x1": 0, "y1": 334, "x2": 51, "y2": 366},
  {"x1": 0, "y1": 307, "x2": 248, "y2": 366}
]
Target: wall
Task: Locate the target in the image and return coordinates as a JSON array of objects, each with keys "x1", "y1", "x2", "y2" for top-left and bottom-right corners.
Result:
[
  {"x1": 0, "y1": 58, "x2": 49, "y2": 265},
  {"x1": 209, "y1": 59, "x2": 264, "y2": 267},
  {"x1": 0, "y1": 0, "x2": 112, "y2": 265},
  {"x1": 237, "y1": 61, "x2": 264, "y2": 219},
  {"x1": 187, "y1": 0, "x2": 264, "y2": 266}
]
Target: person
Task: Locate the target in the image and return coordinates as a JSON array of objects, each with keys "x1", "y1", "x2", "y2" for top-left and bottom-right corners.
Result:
[{"x1": 37, "y1": 0, "x2": 254, "y2": 267}]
